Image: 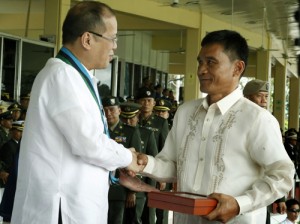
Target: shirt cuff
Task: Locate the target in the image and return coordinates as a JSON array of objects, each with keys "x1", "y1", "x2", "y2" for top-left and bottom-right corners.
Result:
[
  {"x1": 235, "y1": 195, "x2": 253, "y2": 214},
  {"x1": 143, "y1": 155, "x2": 155, "y2": 174}
]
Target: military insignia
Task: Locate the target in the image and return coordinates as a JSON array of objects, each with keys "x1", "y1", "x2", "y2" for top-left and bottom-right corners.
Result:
[
  {"x1": 265, "y1": 83, "x2": 269, "y2": 91},
  {"x1": 110, "y1": 99, "x2": 116, "y2": 105},
  {"x1": 115, "y1": 136, "x2": 126, "y2": 143},
  {"x1": 125, "y1": 106, "x2": 131, "y2": 112},
  {"x1": 159, "y1": 100, "x2": 164, "y2": 106},
  {"x1": 146, "y1": 91, "x2": 151, "y2": 96}
]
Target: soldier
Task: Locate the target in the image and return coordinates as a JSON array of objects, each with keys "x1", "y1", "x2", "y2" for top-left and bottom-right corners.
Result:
[
  {"x1": 0, "y1": 121, "x2": 24, "y2": 185},
  {"x1": 7, "y1": 103, "x2": 22, "y2": 121},
  {"x1": 19, "y1": 93, "x2": 30, "y2": 121},
  {"x1": 0, "y1": 111, "x2": 13, "y2": 148},
  {"x1": 154, "y1": 98, "x2": 173, "y2": 129},
  {"x1": 19, "y1": 93, "x2": 30, "y2": 111},
  {"x1": 120, "y1": 102, "x2": 158, "y2": 224},
  {"x1": 102, "y1": 96, "x2": 142, "y2": 224},
  {"x1": 243, "y1": 79, "x2": 269, "y2": 109},
  {"x1": 135, "y1": 87, "x2": 169, "y2": 224},
  {"x1": 0, "y1": 111, "x2": 13, "y2": 188}
]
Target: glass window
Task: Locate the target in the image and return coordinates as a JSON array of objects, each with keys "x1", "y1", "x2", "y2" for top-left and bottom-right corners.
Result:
[
  {"x1": 21, "y1": 42, "x2": 54, "y2": 98},
  {"x1": 2, "y1": 38, "x2": 17, "y2": 101}
]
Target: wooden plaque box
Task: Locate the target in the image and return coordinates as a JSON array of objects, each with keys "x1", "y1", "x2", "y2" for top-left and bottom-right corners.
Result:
[{"x1": 148, "y1": 191, "x2": 217, "y2": 215}]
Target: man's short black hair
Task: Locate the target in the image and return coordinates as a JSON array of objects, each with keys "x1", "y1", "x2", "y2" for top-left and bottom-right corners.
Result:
[
  {"x1": 62, "y1": 1, "x2": 115, "y2": 44},
  {"x1": 286, "y1": 198, "x2": 300, "y2": 209},
  {"x1": 201, "y1": 30, "x2": 249, "y2": 76}
]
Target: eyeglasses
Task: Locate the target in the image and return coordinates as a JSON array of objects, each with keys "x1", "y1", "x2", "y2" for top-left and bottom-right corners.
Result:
[
  {"x1": 288, "y1": 209, "x2": 300, "y2": 213},
  {"x1": 88, "y1": 31, "x2": 118, "y2": 45}
]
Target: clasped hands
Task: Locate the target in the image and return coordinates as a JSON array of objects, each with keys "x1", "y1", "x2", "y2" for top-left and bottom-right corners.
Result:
[
  {"x1": 126, "y1": 148, "x2": 148, "y2": 176},
  {"x1": 117, "y1": 148, "x2": 158, "y2": 193}
]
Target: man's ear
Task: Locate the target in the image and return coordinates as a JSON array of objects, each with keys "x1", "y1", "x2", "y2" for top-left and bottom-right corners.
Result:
[
  {"x1": 81, "y1": 32, "x2": 92, "y2": 50},
  {"x1": 233, "y1": 60, "x2": 245, "y2": 78}
]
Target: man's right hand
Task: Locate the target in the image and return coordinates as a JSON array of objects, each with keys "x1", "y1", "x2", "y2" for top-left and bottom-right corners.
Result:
[
  {"x1": 137, "y1": 153, "x2": 148, "y2": 167},
  {"x1": 126, "y1": 150, "x2": 148, "y2": 176}
]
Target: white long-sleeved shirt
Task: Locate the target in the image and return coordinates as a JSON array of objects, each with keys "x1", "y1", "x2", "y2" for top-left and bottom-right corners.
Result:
[
  {"x1": 143, "y1": 88, "x2": 295, "y2": 224},
  {"x1": 11, "y1": 58, "x2": 132, "y2": 224}
]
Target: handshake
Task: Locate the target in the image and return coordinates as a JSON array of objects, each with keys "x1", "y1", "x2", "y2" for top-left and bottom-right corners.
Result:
[
  {"x1": 127, "y1": 148, "x2": 148, "y2": 175},
  {"x1": 117, "y1": 148, "x2": 159, "y2": 193}
]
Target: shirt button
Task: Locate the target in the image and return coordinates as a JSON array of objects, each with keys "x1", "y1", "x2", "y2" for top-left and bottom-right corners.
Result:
[
  {"x1": 201, "y1": 137, "x2": 206, "y2": 141},
  {"x1": 200, "y1": 158, "x2": 204, "y2": 161}
]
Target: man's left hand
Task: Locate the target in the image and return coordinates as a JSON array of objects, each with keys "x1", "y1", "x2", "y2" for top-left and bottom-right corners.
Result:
[{"x1": 203, "y1": 193, "x2": 240, "y2": 223}]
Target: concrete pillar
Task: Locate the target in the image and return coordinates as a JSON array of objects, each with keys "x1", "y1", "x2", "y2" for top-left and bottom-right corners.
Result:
[
  {"x1": 256, "y1": 50, "x2": 271, "y2": 110},
  {"x1": 288, "y1": 77, "x2": 300, "y2": 130},
  {"x1": 44, "y1": 0, "x2": 70, "y2": 50},
  {"x1": 273, "y1": 63, "x2": 286, "y2": 129},
  {"x1": 183, "y1": 28, "x2": 201, "y2": 101}
]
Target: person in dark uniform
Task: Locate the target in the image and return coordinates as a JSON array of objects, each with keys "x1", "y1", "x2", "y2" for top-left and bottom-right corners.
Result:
[
  {"x1": 102, "y1": 96, "x2": 142, "y2": 224},
  {"x1": 120, "y1": 102, "x2": 158, "y2": 224},
  {"x1": 0, "y1": 121, "x2": 24, "y2": 178},
  {"x1": 7, "y1": 103, "x2": 22, "y2": 122},
  {"x1": 0, "y1": 111, "x2": 13, "y2": 195},
  {"x1": 136, "y1": 88, "x2": 169, "y2": 224},
  {"x1": 0, "y1": 111, "x2": 13, "y2": 149},
  {"x1": 19, "y1": 93, "x2": 30, "y2": 121},
  {"x1": 0, "y1": 122, "x2": 23, "y2": 223},
  {"x1": 153, "y1": 98, "x2": 172, "y2": 130}
]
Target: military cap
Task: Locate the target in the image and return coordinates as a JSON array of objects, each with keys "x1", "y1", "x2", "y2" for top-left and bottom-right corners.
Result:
[
  {"x1": 118, "y1": 96, "x2": 126, "y2": 103},
  {"x1": 136, "y1": 87, "x2": 155, "y2": 100},
  {"x1": 154, "y1": 98, "x2": 172, "y2": 111},
  {"x1": 8, "y1": 102, "x2": 22, "y2": 111},
  {"x1": 126, "y1": 95, "x2": 135, "y2": 102},
  {"x1": 243, "y1": 79, "x2": 269, "y2": 96},
  {"x1": 102, "y1": 96, "x2": 120, "y2": 107},
  {"x1": 20, "y1": 93, "x2": 30, "y2": 100},
  {"x1": 286, "y1": 131, "x2": 298, "y2": 140},
  {"x1": 11, "y1": 120, "x2": 25, "y2": 131},
  {"x1": 0, "y1": 110, "x2": 13, "y2": 120},
  {"x1": 120, "y1": 102, "x2": 141, "y2": 119}
]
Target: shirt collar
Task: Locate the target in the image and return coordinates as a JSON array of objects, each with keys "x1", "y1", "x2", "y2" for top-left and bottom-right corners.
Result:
[{"x1": 202, "y1": 88, "x2": 243, "y2": 115}]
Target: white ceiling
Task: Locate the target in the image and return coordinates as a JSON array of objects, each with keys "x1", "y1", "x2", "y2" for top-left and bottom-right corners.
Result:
[
  {"x1": 150, "y1": 0, "x2": 299, "y2": 53},
  {"x1": 0, "y1": 0, "x2": 299, "y2": 65}
]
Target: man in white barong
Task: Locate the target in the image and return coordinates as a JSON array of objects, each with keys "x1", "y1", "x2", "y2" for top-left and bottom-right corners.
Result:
[
  {"x1": 136, "y1": 30, "x2": 295, "y2": 224},
  {"x1": 11, "y1": 2, "x2": 147, "y2": 224}
]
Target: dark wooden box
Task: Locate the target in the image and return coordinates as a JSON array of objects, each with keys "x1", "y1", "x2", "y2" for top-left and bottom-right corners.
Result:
[{"x1": 148, "y1": 191, "x2": 217, "y2": 215}]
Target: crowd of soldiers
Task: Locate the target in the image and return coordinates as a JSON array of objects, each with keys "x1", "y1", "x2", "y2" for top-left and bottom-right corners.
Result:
[
  {"x1": 0, "y1": 94, "x2": 29, "y2": 222},
  {"x1": 103, "y1": 86, "x2": 178, "y2": 224},
  {"x1": 0, "y1": 87, "x2": 177, "y2": 223}
]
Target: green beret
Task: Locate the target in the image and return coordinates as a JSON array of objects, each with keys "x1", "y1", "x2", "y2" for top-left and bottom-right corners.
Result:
[
  {"x1": 243, "y1": 79, "x2": 269, "y2": 96},
  {"x1": 154, "y1": 98, "x2": 172, "y2": 111},
  {"x1": 120, "y1": 102, "x2": 141, "y2": 119},
  {"x1": 102, "y1": 96, "x2": 120, "y2": 107}
]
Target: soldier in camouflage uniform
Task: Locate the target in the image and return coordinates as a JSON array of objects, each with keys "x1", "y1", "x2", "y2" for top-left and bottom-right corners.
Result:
[
  {"x1": 102, "y1": 96, "x2": 142, "y2": 224},
  {"x1": 120, "y1": 102, "x2": 158, "y2": 224}
]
